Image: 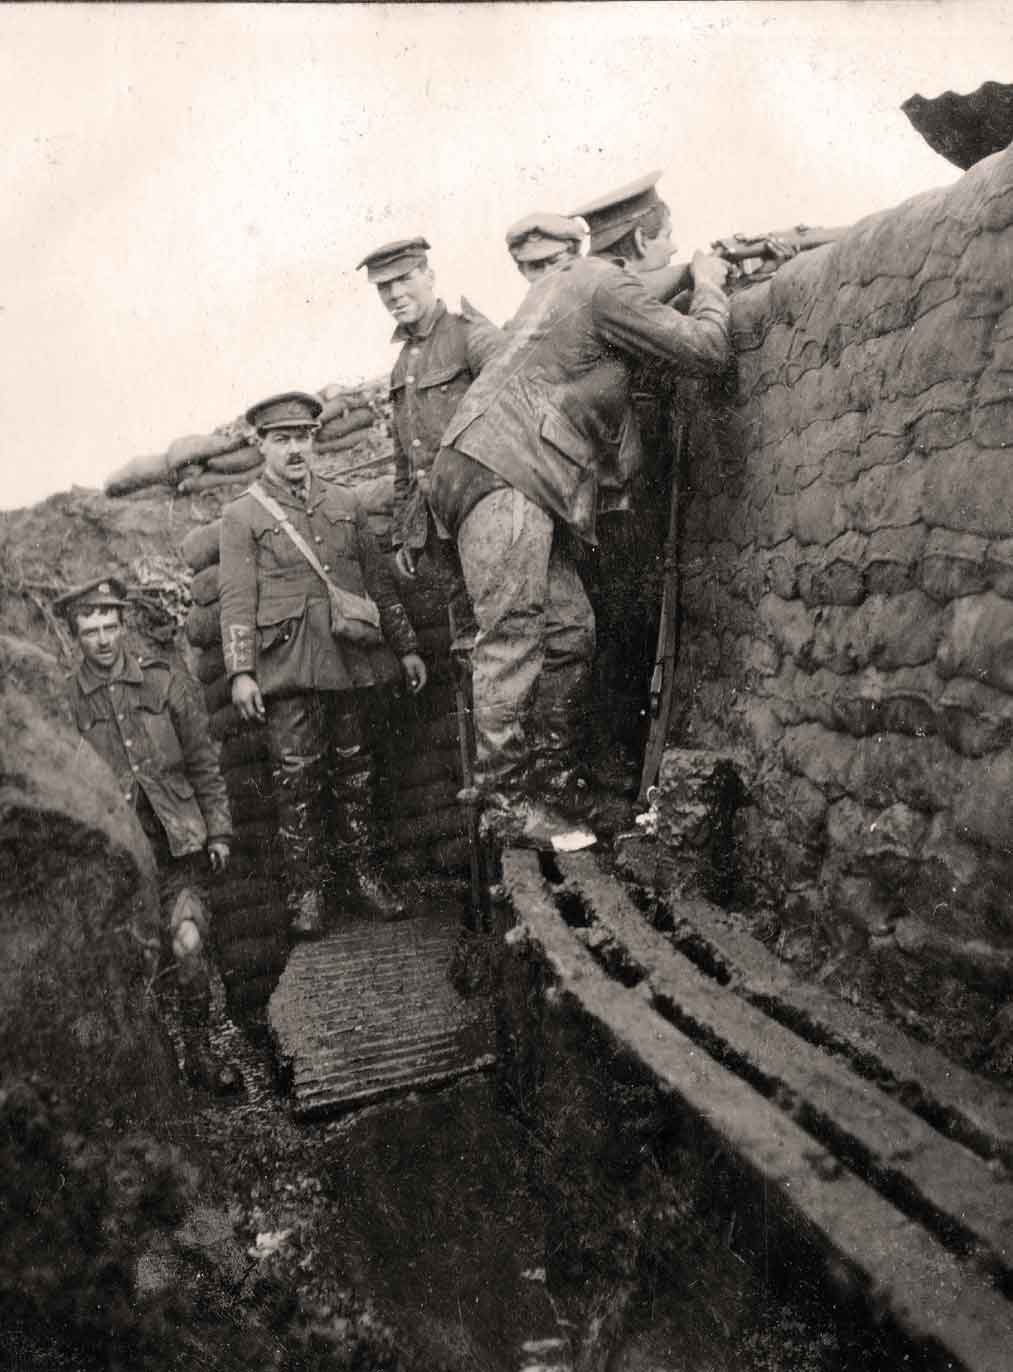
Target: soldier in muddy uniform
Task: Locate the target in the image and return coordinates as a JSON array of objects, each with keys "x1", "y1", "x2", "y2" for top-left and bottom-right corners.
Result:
[
  {"x1": 430, "y1": 173, "x2": 732, "y2": 850},
  {"x1": 219, "y1": 392, "x2": 427, "y2": 940},
  {"x1": 57, "y1": 576, "x2": 242, "y2": 1095},
  {"x1": 357, "y1": 236, "x2": 502, "y2": 649}
]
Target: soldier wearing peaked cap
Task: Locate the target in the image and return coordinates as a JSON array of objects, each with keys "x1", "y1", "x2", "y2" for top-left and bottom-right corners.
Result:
[
  {"x1": 506, "y1": 212, "x2": 587, "y2": 284},
  {"x1": 218, "y1": 390, "x2": 428, "y2": 939},
  {"x1": 356, "y1": 236, "x2": 502, "y2": 646},
  {"x1": 429, "y1": 171, "x2": 732, "y2": 851},
  {"x1": 58, "y1": 575, "x2": 242, "y2": 1096}
]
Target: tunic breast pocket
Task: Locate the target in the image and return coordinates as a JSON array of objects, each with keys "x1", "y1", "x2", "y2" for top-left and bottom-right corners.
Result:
[
  {"x1": 254, "y1": 522, "x2": 302, "y2": 571},
  {"x1": 319, "y1": 509, "x2": 356, "y2": 556}
]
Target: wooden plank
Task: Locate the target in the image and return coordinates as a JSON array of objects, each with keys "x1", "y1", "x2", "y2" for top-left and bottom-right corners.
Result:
[{"x1": 503, "y1": 849, "x2": 1013, "y2": 1372}]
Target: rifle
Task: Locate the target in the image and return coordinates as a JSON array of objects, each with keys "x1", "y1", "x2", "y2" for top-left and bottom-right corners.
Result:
[
  {"x1": 646, "y1": 224, "x2": 848, "y2": 306},
  {"x1": 450, "y1": 609, "x2": 488, "y2": 929},
  {"x1": 637, "y1": 416, "x2": 688, "y2": 807}
]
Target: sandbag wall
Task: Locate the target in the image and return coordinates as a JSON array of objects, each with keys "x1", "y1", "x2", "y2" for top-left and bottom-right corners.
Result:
[
  {"x1": 180, "y1": 499, "x2": 474, "y2": 1015},
  {"x1": 182, "y1": 521, "x2": 290, "y2": 1016},
  {"x1": 671, "y1": 143, "x2": 1013, "y2": 971}
]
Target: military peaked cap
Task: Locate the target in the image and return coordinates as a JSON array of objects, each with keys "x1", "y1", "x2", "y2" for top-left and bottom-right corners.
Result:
[
  {"x1": 54, "y1": 575, "x2": 129, "y2": 620},
  {"x1": 571, "y1": 169, "x2": 666, "y2": 254},
  {"x1": 356, "y1": 237, "x2": 431, "y2": 284},
  {"x1": 506, "y1": 213, "x2": 587, "y2": 263},
  {"x1": 245, "y1": 391, "x2": 323, "y2": 432}
]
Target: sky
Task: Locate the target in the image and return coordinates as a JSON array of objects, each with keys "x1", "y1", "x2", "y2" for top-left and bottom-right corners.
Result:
[{"x1": 1, "y1": 0, "x2": 1009, "y2": 511}]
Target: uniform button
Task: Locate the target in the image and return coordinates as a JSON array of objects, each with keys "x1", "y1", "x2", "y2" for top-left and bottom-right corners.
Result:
[
  {"x1": 323, "y1": 564, "x2": 331, "y2": 572},
  {"x1": 412, "y1": 439, "x2": 421, "y2": 448},
  {"x1": 131, "y1": 764, "x2": 139, "y2": 773},
  {"x1": 406, "y1": 375, "x2": 415, "y2": 384},
  {"x1": 314, "y1": 535, "x2": 322, "y2": 544},
  {"x1": 410, "y1": 346, "x2": 419, "y2": 355}
]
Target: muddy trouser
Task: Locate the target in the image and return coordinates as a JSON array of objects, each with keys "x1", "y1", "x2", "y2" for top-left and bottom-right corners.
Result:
[
  {"x1": 457, "y1": 486, "x2": 595, "y2": 793},
  {"x1": 139, "y1": 811, "x2": 215, "y2": 1022},
  {"x1": 265, "y1": 690, "x2": 366, "y2": 910}
]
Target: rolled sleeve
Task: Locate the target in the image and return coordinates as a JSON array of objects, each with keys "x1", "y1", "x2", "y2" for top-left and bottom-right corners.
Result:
[{"x1": 355, "y1": 503, "x2": 418, "y2": 656}]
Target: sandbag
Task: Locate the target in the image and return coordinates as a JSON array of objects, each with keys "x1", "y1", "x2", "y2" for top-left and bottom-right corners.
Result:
[
  {"x1": 193, "y1": 642, "x2": 225, "y2": 684},
  {"x1": 317, "y1": 407, "x2": 375, "y2": 442},
  {"x1": 104, "y1": 452, "x2": 171, "y2": 497},
  {"x1": 178, "y1": 465, "x2": 264, "y2": 495},
  {"x1": 189, "y1": 564, "x2": 220, "y2": 607},
  {"x1": 185, "y1": 601, "x2": 221, "y2": 649},
  {"x1": 214, "y1": 902, "x2": 288, "y2": 946},
  {"x1": 217, "y1": 933, "x2": 288, "y2": 981},
  {"x1": 316, "y1": 430, "x2": 374, "y2": 456},
  {"x1": 219, "y1": 727, "x2": 271, "y2": 770},
  {"x1": 203, "y1": 671, "x2": 233, "y2": 716},
  {"x1": 166, "y1": 427, "x2": 247, "y2": 472},
  {"x1": 205, "y1": 444, "x2": 263, "y2": 475},
  {"x1": 180, "y1": 521, "x2": 221, "y2": 573}
]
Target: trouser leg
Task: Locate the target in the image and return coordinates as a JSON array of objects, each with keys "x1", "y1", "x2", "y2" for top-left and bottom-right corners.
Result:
[
  {"x1": 423, "y1": 524, "x2": 478, "y2": 647},
  {"x1": 324, "y1": 693, "x2": 404, "y2": 921},
  {"x1": 268, "y1": 692, "x2": 330, "y2": 937},
  {"x1": 529, "y1": 531, "x2": 597, "y2": 812},
  {"x1": 457, "y1": 487, "x2": 554, "y2": 793},
  {"x1": 156, "y1": 853, "x2": 242, "y2": 1094}
]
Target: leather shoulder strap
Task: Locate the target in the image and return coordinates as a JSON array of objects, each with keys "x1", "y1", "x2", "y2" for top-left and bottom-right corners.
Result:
[{"x1": 247, "y1": 483, "x2": 332, "y2": 589}]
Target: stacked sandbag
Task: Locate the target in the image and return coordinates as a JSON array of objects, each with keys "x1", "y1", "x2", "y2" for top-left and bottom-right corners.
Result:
[
  {"x1": 369, "y1": 561, "x2": 475, "y2": 881},
  {"x1": 181, "y1": 521, "x2": 289, "y2": 1016},
  {"x1": 104, "y1": 378, "x2": 394, "y2": 500}
]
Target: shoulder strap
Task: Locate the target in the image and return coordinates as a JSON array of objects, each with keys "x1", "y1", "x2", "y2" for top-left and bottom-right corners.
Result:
[{"x1": 247, "y1": 483, "x2": 333, "y2": 590}]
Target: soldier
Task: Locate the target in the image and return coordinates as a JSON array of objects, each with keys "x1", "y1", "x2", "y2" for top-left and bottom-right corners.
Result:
[
  {"x1": 505, "y1": 213, "x2": 587, "y2": 284},
  {"x1": 219, "y1": 391, "x2": 427, "y2": 940},
  {"x1": 356, "y1": 237, "x2": 501, "y2": 646},
  {"x1": 430, "y1": 171, "x2": 732, "y2": 850},
  {"x1": 56, "y1": 575, "x2": 242, "y2": 1095}
]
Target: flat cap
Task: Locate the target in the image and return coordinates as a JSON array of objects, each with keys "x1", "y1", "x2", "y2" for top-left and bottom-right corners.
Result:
[
  {"x1": 54, "y1": 575, "x2": 129, "y2": 619},
  {"x1": 506, "y1": 213, "x2": 587, "y2": 263},
  {"x1": 356, "y1": 237, "x2": 431, "y2": 284},
  {"x1": 571, "y1": 169, "x2": 665, "y2": 253},
  {"x1": 245, "y1": 391, "x2": 323, "y2": 432}
]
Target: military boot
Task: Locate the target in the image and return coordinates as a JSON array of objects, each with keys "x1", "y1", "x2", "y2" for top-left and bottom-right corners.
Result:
[
  {"x1": 330, "y1": 767, "x2": 406, "y2": 922},
  {"x1": 177, "y1": 971, "x2": 244, "y2": 1097},
  {"x1": 478, "y1": 786, "x2": 596, "y2": 853}
]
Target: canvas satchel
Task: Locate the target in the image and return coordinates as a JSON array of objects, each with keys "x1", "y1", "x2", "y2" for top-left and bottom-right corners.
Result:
[{"x1": 247, "y1": 484, "x2": 383, "y2": 647}]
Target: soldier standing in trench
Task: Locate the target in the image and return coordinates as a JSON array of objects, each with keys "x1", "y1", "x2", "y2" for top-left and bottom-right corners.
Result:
[
  {"x1": 57, "y1": 576, "x2": 242, "y2": 1095},
  {"x1": 219, "y1": 392, "x2": 427, "y2": 940},
  {"x1": 429, "y1": 172, "x2": 732, "y2": 850},
  {"x1": 356, "y1": 237, "x2": 502, "y2": 650}
]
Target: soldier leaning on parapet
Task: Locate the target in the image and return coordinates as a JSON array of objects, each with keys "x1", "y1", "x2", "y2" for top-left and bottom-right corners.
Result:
[
  {"x1": 429, "y1": 171, "x2": 732, "y2": 852},
  {"x1": 356, "y1": 237, "x2": 502, "y2": 649},
  {"x1": 219, "y1": 392, "x2": 428, "y2": 941},
  {"x1": 56, "y1": 577, "x2": 242, "y2": 1096}
]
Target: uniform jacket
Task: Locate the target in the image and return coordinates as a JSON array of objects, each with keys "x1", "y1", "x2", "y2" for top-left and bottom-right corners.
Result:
[
  {"x1": 390, "y1": 299, "x2": 502, "y2": 550},
  {"x1": 433, "y1": 256, "x2": 731, "y2": 544},
  {"x1": 69, "y1": 650, "x2": 232, "y2": 859},
  {"x1": 219, "y1": 472, "x2": 417, "y2": 695}
]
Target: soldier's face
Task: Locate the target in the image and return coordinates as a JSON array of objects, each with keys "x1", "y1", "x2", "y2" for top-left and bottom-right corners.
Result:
[
  {"x1": 636, "y1": 211, "x2": 676, "y2": 273},
  {"x1": 516, "y1": 246, "x2": 577, "y2": 284},
  {"x1": 377, "y1": 267, "x2": 436, "y2": 328},
  {"x1": 76, "y1": 607, "x2": 124, "y2": 672},
  {"x1": 258, "y1": 426, "x2": 317, "y2": 485}
]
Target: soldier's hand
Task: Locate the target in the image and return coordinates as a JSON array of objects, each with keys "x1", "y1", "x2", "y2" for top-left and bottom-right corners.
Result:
[
  {"x1": 690, "y1": 250, "x2": 731, "y2": 291},
  {"x1": 401, "y1": 653, "x2": 427, "y2": 694},
  {"x1": 208, "y1": 840, "x2": 230, "y2": 875},
  {"x1": 395, "y1": 545, "x2": 418, "y2": 579},
  {"x1": 232, "y1": 673, "x2": 265, "y2": 723}
]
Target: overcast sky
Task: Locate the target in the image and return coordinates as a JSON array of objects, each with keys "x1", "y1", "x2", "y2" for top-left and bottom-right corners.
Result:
[{"x1": 2, "y1": 1, "x2": 1008, "y2": 511}]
